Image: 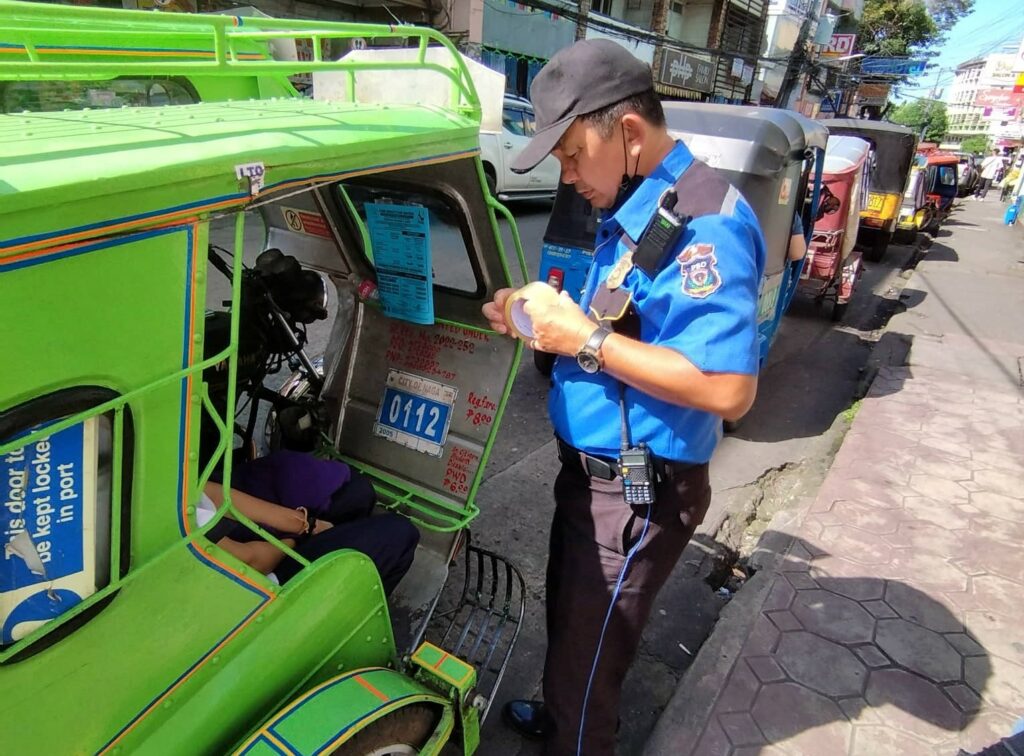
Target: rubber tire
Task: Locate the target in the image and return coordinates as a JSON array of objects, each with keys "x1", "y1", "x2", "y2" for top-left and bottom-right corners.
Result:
[
  {"x1": 926, "y1": 218, "x2": 941, "y2": 237},
  {"x1": 862, "y1": 230, "x2": 891, "y2": 263},
  {"x1": 534, "y1": 350, "x2": 557, "y2": 377},
  {"x1": 723, "y1": 416, "x2": 744, "y2": 434},
  {"x1": 483, "y1": 165, "x2": 497, "y2": 198},
  {"x1": 831, "y1": 301, "x2": 849, "y2": 323},
  {"x1": 893, "y1": 228, "x2": 916, "y2": 246},
  {"x1": 330, "y1": 703, "x2": 439, "y2": 756}
]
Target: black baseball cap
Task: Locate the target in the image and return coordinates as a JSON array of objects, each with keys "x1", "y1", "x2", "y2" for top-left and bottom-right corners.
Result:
[{"x1": 510, "y1": 39, "x2": 653, "y2": 174}]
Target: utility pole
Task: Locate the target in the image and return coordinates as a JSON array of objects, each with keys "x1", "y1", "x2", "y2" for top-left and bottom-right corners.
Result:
[
  {"x1": 574, "y1": 0, "x2": 592, "y2": 41},
  {"x1": 921, "y1": 65, "x2": 942, "y2": 142},
  {"x1": 775, "y1": 7, "x2": 815, "y2": 109}
]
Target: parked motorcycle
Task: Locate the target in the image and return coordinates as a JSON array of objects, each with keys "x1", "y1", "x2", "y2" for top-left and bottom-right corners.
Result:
[{"x1": 202, "y1": 245, "x2": 332, "y2": 462}]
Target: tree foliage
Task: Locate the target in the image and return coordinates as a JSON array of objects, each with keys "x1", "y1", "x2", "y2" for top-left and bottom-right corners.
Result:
[
  {"x1": 959, "y1": 134, "x2": 990, "y2": 154},
  {"x1": 858, "y1": 0, "x2": 975, "y2": 57},
  {"x1": 889, "y1": 99, "x2": 949, "y2": 141}
]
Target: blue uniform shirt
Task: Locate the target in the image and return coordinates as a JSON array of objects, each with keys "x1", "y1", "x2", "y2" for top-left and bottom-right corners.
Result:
[{"x1": 549, "y1": 141, "x2": 766, "y2": 463}]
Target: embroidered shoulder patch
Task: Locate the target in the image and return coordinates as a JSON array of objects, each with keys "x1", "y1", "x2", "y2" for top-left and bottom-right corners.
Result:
[{"x1": 676, "y1": 243, "x2": 722, "y2": 299}]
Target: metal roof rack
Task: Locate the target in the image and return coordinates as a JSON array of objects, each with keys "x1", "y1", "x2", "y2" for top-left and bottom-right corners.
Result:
[{"x1": 0, "y1": 0, "x2": 481, "y2": 121}]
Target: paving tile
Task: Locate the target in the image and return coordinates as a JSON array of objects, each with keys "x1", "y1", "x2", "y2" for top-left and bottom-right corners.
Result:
[
  {"x1": 750, "y1": 682, "x2": 851, "y2": 754},
  {"x1": 849, "y1": 724, "x2": 939, "y2": 756},
  {"x1": 861, "y1": 599, "x2": 899, "y2": 619},
  {"x1": 817, "y1": 526, "x2": 894, "y2": 566},
  {"x1": 971, "y1": 447, "x2": 1024, "y2": 474},
  {"x1": 910, "y1": 455, "x2": 976, "y2": 482},
  {"x1": 732, "y1": 747, "x2": 787, "y2": 756},
  {"x1": 763, "y1": 576, "x2": 797, "y2": 611},
  {"x1": 874, "y1": 618, "x2": 963, "y2": 683},
  {"x1": 743, "y1": 613, "x2": 781, "y2": 657},
  {"x1": 969, "y1": 490, "x2": 1024, "y2": 522},
  {"x1": 691, "y1": 716, "x2": 732, "y2": 756},
  {"x1": 968, "y1": 539, "x2": 1024, "y2": 583},
  {"x1": 782, "y1": 571, "x2": 818, "y2": 591},
  {"x1": 776, "y1": 632, "x2": 868, "y2": 697},
  {"x1": 766, "y1": 610, "x2": 802, "y2": 633},
  {"x1": 864, "y1": 668, "x2": 963, "y2": 741},
  {"x1": 746, "y1": 656, "x2": 787, "y2": 685},
  {"x1": 917, "y1": 436, "x2": 974, "y2": 459},
  {"x1": 883, "y1": 520, "x2": 965, "y2": 555},
  {"x1": 851, "y1": 644, "x2": 891, "y2": 669},
  {"x1": 967, "y1": 513, "x2": 1024, "y2": 546},
  {"x1": 718, "y1": 711, "x2": 765, "y2": 748},
  {"x1": 837, "y1": 696, "x2": 876, "y2": 724},
  {"x1": 972, "y1": 468, "x2": 1024, "y2": 500},
  {"x1": 808, "y1": 555, "x2": 880, "y2": 583},
  {"x1": 969, "y1": 574, "x2": 1024, "y2": 615},
  {"x1": 956, "y1": 711, "x2": 1020, "y2": 754},
  {"x1": 907, "y1": 474, "x2": 969, "y2": 503},
  {"x1": 943, "y1": 631, "x2": 987, "y2": 658},
  {"x1": 900, "y1": 496, "x2": 969, "y2": 530},
  {"x1": 884, "y1": 581, "x2": 964, "y2": 633},
  {"x1": 966, "y1": 654, "x2": 1024, "y2": 710},
  {"x1": 882, "y1": 551, "x2": 969, "y2": 593},
  {"x1": 791, "y1": 590, "x2": 875, "y2": 644},
  {"x1": 815, "y1": 577, "x2": 885, "y2": 602},
  {"x1": 717, "y1": 662, "x2": 761, "y2": 714},
  {"x1": 943, "y1": 682, "x2": 983, "y2": 713},
  {"x1": 829, "y1": 500, "x2": 904, "y2": 535}
]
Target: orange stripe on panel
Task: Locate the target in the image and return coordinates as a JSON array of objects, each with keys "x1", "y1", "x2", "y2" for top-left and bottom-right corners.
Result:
[{"x1": 354, "y1": 675, "x2": 390, "y2": 703}]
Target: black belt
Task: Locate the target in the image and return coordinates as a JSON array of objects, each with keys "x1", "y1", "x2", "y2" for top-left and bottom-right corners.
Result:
[{"x1": 556, "y1": 438, "x2": 698, "y2": 482}]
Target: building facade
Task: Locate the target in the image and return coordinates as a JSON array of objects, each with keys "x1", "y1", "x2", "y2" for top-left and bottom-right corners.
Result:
[{"x1": 945, "y1": 47, "x2": 1024, "y2": 151}]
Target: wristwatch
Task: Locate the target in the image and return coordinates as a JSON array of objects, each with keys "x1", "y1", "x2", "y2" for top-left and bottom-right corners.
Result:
[{"x1": 576, "y1": 326, "x2": 612, "y2": 374}]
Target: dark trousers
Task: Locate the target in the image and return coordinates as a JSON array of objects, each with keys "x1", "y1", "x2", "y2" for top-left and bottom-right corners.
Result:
[
  {"x1": 542, "y1": 454, "x2": 711, "y2": 755},
  {"x1": 219, "y1": 470, "x2": 419, "y2": 593},
  {"x1": 976, "y1": 177, "x2": 993, "y2": 199}
]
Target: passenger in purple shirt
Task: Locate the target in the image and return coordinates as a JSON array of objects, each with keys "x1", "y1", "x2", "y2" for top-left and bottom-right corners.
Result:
[{"x1": 205, "y1": 451, "x2": 418, "y2": 593}]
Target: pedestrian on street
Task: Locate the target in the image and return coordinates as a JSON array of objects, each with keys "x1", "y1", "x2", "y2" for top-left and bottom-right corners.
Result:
[
  {"x1": 481, "y1": 39, "x2": 766, "y2": 755},
  {"x1": 975, "y1": 148, "x2": 1003, "y2": 200}
]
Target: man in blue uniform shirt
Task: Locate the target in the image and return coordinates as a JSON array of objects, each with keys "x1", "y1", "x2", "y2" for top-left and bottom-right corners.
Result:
[{"x1": 482, "y1": 39, "x2": 765, "y2": 755}]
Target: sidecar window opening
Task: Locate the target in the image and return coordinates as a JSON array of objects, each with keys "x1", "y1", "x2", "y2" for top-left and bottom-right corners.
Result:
[
  {"x1": 0, "y1": 77, "x2": 198, "y2": 114},
  {"x1": 0, "y1": 387, "x2": 134, "y2": 660},
  {"x1": 337, "y1": 182, "x2": 483, "y2": 298}
]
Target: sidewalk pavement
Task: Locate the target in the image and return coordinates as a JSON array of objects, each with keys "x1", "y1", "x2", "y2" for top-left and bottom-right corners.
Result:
[{"x1": 646, "y1": 199, "x2": 1024, "y2": 755}]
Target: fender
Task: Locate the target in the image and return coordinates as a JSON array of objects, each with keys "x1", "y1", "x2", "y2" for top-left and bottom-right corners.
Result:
[{"x1": 235, "y1": 667, "x2": 454, "y2": 755}]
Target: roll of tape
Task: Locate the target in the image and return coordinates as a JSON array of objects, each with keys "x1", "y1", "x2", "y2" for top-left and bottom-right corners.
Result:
[{"x1": 504, "y1": 281, "x2": 559, "y2": 341}]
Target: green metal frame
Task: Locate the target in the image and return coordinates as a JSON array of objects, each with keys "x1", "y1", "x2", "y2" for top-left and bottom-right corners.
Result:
[{"x1": 0, "y1": 5, "x2": 528, "y2": 751}]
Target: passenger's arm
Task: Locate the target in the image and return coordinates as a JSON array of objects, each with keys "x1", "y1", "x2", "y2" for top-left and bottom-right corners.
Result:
[
  {"x1": 215, "y1": 535, "x2": 296, "y2": 573},
  {"x1": 204, "y1": 481, "x2": 331, "y2": 535}
]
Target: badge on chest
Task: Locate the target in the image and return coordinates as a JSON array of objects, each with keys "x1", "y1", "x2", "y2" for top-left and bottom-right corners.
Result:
[{"x1": 589, "y1": 251, "x2": 634, "y2": 323}]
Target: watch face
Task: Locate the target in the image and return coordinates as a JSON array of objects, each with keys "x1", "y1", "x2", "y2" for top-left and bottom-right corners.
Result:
[{"x1": 577, "y1": 352, "x2": 600, "y2": 374}]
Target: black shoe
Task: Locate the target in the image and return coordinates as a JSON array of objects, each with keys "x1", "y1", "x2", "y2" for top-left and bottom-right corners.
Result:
[{"x1": 502, "y1": 699, "x2": 554, "y2": 740}]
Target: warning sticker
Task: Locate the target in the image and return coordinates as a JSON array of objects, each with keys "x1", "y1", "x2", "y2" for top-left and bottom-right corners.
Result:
[{"x1": 281, "y1": 206, "x2": 333, "y2": 239}]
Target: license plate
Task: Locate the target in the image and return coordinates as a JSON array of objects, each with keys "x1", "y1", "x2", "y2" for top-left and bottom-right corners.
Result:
[
  {"x1": 867, "y1": 193, "x2": 885, "y2": 211},
  {"x1": 374, "y1": 370, "x2": 456, "y2": 457}
]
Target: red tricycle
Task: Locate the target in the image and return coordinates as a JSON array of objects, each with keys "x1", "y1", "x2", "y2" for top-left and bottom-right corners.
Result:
[{"x1": 799, "y1": 135, "x2": 873, "y2": 322}]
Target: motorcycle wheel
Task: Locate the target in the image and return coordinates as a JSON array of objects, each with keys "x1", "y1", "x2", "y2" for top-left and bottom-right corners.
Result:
[
  {"x1": 862, "y1": 230, "x2": 891, "y2": 263},
  {"x1": 831, "y1": 301, "x2": 849, "y2": 323}
]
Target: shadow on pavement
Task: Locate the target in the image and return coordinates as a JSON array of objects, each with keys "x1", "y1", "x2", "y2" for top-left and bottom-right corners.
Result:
[
  {"x1": 924, "y1": 241, "x2": 960, "y2": 264},
  {"x1": 687, "y1": 532, "x2": 996, "y2": 754}
]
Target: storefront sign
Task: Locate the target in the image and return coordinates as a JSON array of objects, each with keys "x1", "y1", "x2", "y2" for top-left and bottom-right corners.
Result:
[
  {"x1": 823, "y1": 34, "x2": 857, "y2": 57},
  {"x1": 973, "y1": 88, "x2": 1024, "y2": 109},
  {"x1": 658, "y1": 49, "x2": 714, "y2": 94}
]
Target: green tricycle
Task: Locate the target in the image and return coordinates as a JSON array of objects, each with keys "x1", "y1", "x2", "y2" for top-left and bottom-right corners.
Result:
[{"x1": 0, "y1": 3, "x2": 528, "y2": 753}]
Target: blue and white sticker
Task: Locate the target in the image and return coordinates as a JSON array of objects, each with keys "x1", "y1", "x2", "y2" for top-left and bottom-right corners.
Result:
[
  {"x1": 2, "y1": 418, "x2": 100, "y2": 645},
  {"x1": 373, "y1": 369, "x2": 457, "y2": 457}
]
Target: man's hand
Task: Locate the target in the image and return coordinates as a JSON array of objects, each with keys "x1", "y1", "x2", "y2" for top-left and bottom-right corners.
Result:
[
  {"x1": 482, "y1": 287, "x2": 516, "y2": 335},
  {"x1": 524, "y1": 290, "x2": 597, "y2": 357}
]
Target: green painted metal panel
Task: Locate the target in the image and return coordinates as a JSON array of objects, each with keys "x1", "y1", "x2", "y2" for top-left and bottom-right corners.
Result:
[
  {"x1": 0, "y1": 100, "x2": 478, "y2": 253},
  {"x1": 269, "y1": 668, "x2": 444, "y2": 753}
]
